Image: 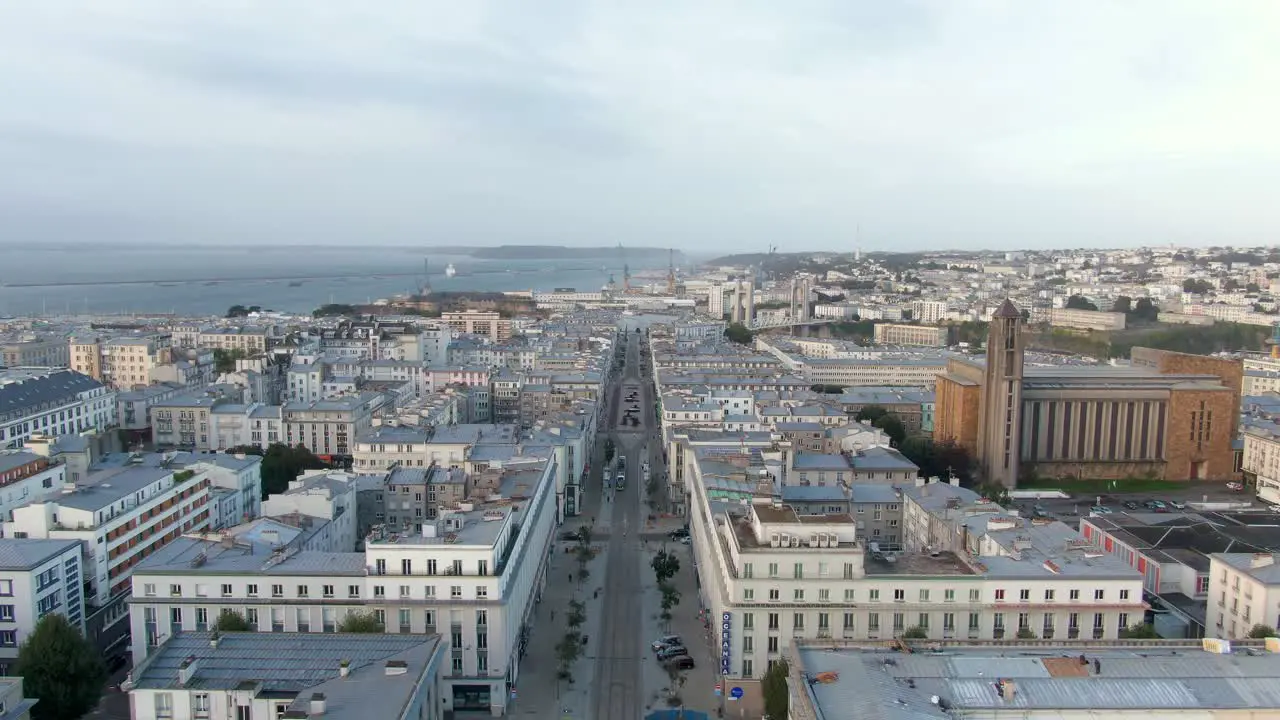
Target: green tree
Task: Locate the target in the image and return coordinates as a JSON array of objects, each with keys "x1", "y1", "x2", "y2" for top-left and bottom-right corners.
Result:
[
  {"x1": 1132, "y1": 297, "x2": 1159, "y2": 322},
  {"x1": 214, "y1": 609, "x2": 251, "y2": 632},
  {"x1": 1247, "y1": 282, "x2": 1262, "y2": 293},
  {"x1": 724, "y1": 322, "x2": 754, "y2": 345},
  {"x1": 898, "y1": 437, "x2": 975, "y2": 485},
  {"x1": 1065, "y1": 294, "x2": 1098, "y2": 311},
  {"x1": 872, "y1": 414, "x2": 907, "y2": 446},
  {"x1": 1111, "y1": 296, "x2": 1133, "y2": 314},
  {"x1": 1182, "y1": 278, "x2": 1213, "y2": 294},
  {"x1": 762, "y1": 659, "x2": 789, "y2": 720},
  {"x1": 338, "y1": 611, "x2": 384, "y2": 633},
  {"x1": 1015, "y1": 627, "x2": 1038, "y2": 639},
  {"x1": 213, "y1": 348, "x2": 248, "y2": 374},
  {"x1": 658, "y1": 582, "x2": 681, "y2": 623},
  {"x1": 1248, "y1": 624, "x2": 1278, "y2": 638},
  {"x1": 854, "y1": 405, "x2": 888, "y2": 423},
  {"x1": 1118, "y1": 623, "x2": 1159, "y2": 639},
  {"x1": 228, "y1": 444, "x2": 328, "y2": 498},
  {"x1": 900, "y1": 626, "x2": 928, "y2": 639},
  {"x1": 566, "y1": 600, "x2": 586, "y2": 629},
  {"x1": 651, "y1": 549, "x2": 681, "y2": 584},
  {"x1": 313, "y1": 303, "x2": 358, "y2": 317},
  {"x1": 16, "y1": 614, "x2": 107, "y2": 720},
  {"x1": 604, "y1": 438, "x2": 615, "y2": 465}
]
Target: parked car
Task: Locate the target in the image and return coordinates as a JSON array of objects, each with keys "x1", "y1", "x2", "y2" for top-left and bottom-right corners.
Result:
[
  {"x1": 1090, "y1": 505, "x2": 1112, "y2": 514},
  {"x1": 656, "y1": 646, "x2": 689, "y2": 661},
  {"x1": 665, "y1": 656, "x2": 696, "y2": 670},
  {"x1": 652, "y1": 635, "x2": 682, "y2": 651},
  {"x1": 1170, "y1": 500, "x2": 1187, "y2": 510},
  {"x1": 1123, "y1": 501, "x2": 1139, "y2": 510},
  {"x1": 669, "y1": 528, "x2": 690, "y2": 539},
  {"x1": 1227, "y1": 482, "x2": 1244, "y2": 491}
]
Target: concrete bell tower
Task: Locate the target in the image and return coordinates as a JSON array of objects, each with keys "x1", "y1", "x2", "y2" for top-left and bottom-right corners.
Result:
[{"x1": 978, "y1": 299, "x2": 1025, "y2": 487}]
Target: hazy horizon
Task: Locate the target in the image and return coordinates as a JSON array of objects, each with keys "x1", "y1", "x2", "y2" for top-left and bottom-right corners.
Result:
[{"x1": 2, "y1": 2, "x2": 1278, "y2": 253}]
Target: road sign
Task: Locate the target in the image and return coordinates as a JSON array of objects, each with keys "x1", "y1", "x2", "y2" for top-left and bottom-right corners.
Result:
[
  {"x1": 714, "y1": 683, "x2": 722, "y2": 696},
  {"x1": 730, "y1": 687, "x2": 744, "y2": 700}
]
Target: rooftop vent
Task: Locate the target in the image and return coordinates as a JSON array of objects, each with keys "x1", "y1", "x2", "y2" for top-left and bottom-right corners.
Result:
[
  {"x1": 309, "y1": 693, "x2": 326, "y2": 716},
  {"x1": 385, "y1": 660, "x2": 408, "y2": 676}
]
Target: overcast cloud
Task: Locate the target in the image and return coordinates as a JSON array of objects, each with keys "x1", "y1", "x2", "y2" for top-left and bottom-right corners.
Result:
[{"x1": 1, "y1": 1, "x2": 1278, "y2": 253}]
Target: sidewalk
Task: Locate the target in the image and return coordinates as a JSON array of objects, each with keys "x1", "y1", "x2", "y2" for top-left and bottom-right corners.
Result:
[{"x1": 510, "y1": 538, "x2": 607, "y2": 719}]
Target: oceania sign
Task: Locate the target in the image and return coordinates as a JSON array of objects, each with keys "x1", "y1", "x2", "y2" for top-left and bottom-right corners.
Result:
[{"x1": 721, "y1": 611, "x2": 732, "y2": 676}]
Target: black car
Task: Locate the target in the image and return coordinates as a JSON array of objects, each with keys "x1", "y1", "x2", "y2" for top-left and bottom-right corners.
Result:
[
  {"x1": 669, "y1": 528, "x2": 690, "y2": 539},
  {"x1": 665, "y1": 656, "x2": 695, "y2": 670}
]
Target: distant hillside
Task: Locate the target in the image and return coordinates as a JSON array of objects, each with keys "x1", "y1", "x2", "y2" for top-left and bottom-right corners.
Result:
[{"x1": 430, "y1": 245, "x2": 681, "y2": 260}]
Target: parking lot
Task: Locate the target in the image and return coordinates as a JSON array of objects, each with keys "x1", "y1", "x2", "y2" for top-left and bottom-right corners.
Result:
[{"x1": 1010, "y1": 480, "x2": 1260, "y2": 521}]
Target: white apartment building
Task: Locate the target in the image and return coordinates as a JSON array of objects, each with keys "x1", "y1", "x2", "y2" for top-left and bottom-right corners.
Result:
[
  {"x1": 128, "y1": 533, "x2": 368, "y2": 660},
  {"x1": 1206, "y1": 552, "x2": 1280, "y2": 639},
  {"x1": 71, "y1": 335, "x2": 174, "y2": 390},
  {"x1": 910, "y1": 300, "x2": 949, "y2": 325},
  {"x1": 0, "y1": 453, "x2": 65, "y2": 524},
  {"x1": 4, "y1": 462, "x2": 213, "y2": 650},
  {"x1": 798, "y1": 357, "x2": 948, "y2": 387},
  {"x1": 287, "y1": 361, "x2": 326, "y2": 403},
  {"x1": 127, "y1": 632, "x2": 445, "y2": 720},
  {"x1": 362, "y1": 458, "x2": 556, "y2": 715},
  {"x1": 0, "y1": 538, "x2": 84, "y2": 674},
  {"x1": 351, "y1": 426, "x2": 434, "y2": 474},
  {"x1": 195, "y1": 328, "x2": 270, "y2": 354},
  {"x1": 283, "y1": 395, "x2": 382, "y2": 459},
  {"x1": 192, "y1": 454, "x2": 263, "y2": 529},
  {"x1": 687, "y1": 472, "x2": 1144, "y2": 680},
  {"x1": 0, "y1": 368, "x2": 117, "y2": 449},
  {"x1": 260, "y1": 470, "x2": 359, "y2": 553},
  {"x1": 1242, "y1": 424, "x2": 1280, "y2": 505},
  {"x1": 117, "y1": 384, "x2": 187, "y2": 432},
  {"x1": 129, "y1": 456, "x2": 558, "y2": 716}
]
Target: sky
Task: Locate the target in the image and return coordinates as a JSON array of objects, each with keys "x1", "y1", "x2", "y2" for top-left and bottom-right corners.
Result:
[{"x1": 1, "y1": 1, "x2": 1278, "y2": 254}]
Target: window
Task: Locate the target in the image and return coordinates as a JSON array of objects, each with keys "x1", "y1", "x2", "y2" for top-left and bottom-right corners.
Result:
[
  {"x1": 1119, "y1": 589, "x2": 1130, "y2": 600},
  {"x1": 768, "y1": 563, "x2": 779, "y2": 578},
  {"x1": 154, "y1": 693, "x2": 174, "y2": 720},
  {"x1": 374, "y1": 586, "x2": 386, "y2": 599},
  {"x1": 0, "y1": 606, "x2": 12, "y2": 622},
  {"x1": 969, "y1": 588, "x2": 980, "y2": 602},
  {"x1": 477, "y1": 586, "x2": 488, "y2": 599},
  {"x1": 271, "y1": 584, "x2": 284, "y2": 598},
  {"x1": 401, "y1": 558, "x2": 412, "y2": 575},
  {"x1": 743, "y1": 636, "x2": 754, "y2": 653},
  {"x1": 943, "y1": 589, "x2": 955, "y2": 603},
  {"x1": 868, "y1": 613, "x2": 880, "y2": 632},
  {"x1": 793, "y1": 589, "x2": 805, "y2": 601},
  {"x1": 400, "y1": 585, "x2": 411, "y2": 599},
  {"x1": 297, "y1": 585, "x2": 309, "y2": 598},
  {"x1": 793, "y1": 563, "x2": 804, "y2": 579},
  {"x1": 995, "y1": 589, "x2": 1006, "y2": 601},
  {"x1": 1069, "y1": 589, "x2": 1080, "y2": 600},
  {"x1": 323, "y1": 584, "x2": 334, "y2": 598},
  {"x1": 893, "y1": 589, "x2": 905, "y2": 601},
  {"x1": 451, "y1": 586, "x2": 462, "y2": 599},
  {"x1": 743, "y1": 588, "x2": 754, "y2": 601},
  {"x1": 247, "y1": 584, "x2": 259, "y2": 598},
  {"x1": 869, "y1": 589, "x2": 880, "y2": 602},
  {"x1": 348, "y1": 585, "x2": 361, "y2": 598},
  {"x1": 768, "y1": 613, "x2": 779, "y2": 630},
  {"x1": 1045, "y1": 589, "x2": 1055, "y2": 601},
  {"x1": 1094, "y1": 589, "x2": 1105, "y2": 601},
  {"x1": 195, "y1": 607, "x2": 208, "y2": 631},
  {"x1": 246, "y1": 608, "x2": 259, "y2": 629},
  {"x1": 818, "y1": 589, "x2": 830, "y2": 602},
  {"x1": 221, "y1": 584, "x2": 232, "y2": 597},
  {"x1": 743, "y1": 563, "x2": 754, "y2": 579},
  {"x1": 192, "y1": 693, "x2": 210, "y2": 720},
  {"x1": 793, "y1": 613, "x2": 804, "y2": 630},
  {"x1": 170, "y1": 584, "x2": 181, "y2": 597},
  {"x1": 0, "y1": 630, "x2": 16, "y2": 647},
  {"x1": 768, "y1": 636, "x2": 779, "y2": 653},
  {"x1": 844, "y1": 589, "x2": 855, "y2": 602},
  {"x1": 743, "y1": 613, "x2": 754, "y2": 630},
  {"x1": 919, "y1": 589, "x2": 930, "y2": 602},
  {"x1": 1019, "y1": 589, "x2": 1030, "y2": 601},
  {"x1": 144, "y1": 583, "x2": 156, "y2": 597}
]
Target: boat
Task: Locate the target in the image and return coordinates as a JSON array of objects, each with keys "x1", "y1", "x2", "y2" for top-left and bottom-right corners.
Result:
[
  {"x1": 445, "y1": 263, "x2": 457, "y2": 278},
  {"x1": 289, "y1": 280, "x2": 304, "y2": 287}
]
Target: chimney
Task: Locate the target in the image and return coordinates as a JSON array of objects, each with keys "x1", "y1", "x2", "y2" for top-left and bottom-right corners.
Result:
[
  {"x1": 178, "y1": 656, "x2": 199, "y2": 686},
  {"x1": 1000, "y1": 679, "x2": 1017, "y2": 702},
  {"x1": 339, "y1": 660, "x2": 350, "y2": 678},
  {"x1": 1251, "y1": 553, "x2": 1275, "y2": 569},
  {"x1": 309, "y1": 693, "x2": 327, "y2": 716}
]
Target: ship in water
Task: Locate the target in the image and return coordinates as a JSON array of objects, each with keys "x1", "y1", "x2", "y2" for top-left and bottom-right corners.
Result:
[{"x1": 445, "y1": 263, "x2": 457, "y2": 278}]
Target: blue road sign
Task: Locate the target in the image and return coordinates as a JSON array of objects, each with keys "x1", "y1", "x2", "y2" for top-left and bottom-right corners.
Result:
[{"x1": 730, "y1": 687, "x2": 744, "y2": 700}]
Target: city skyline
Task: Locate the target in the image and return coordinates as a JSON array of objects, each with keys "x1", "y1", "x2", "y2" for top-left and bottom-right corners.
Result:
[{"x1": 1, "y1": 2, "x2": 1278, "y2": 251}]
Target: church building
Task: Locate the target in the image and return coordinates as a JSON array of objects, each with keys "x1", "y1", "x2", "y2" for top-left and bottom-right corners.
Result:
[{"x1": 935, "y1": 299, "x2": 1240, "y2": 487}]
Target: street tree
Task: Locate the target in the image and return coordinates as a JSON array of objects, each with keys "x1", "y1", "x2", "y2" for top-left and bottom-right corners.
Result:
[
  {"x1": 872, "y1": 414, "x2": 907, "y2": 445},
  {"x1": 901, "y1": 626, "x2": 928, "y2": 640},
  {"x1": 724, "y1": 323, "x2": 754, "y2": 345},
  {"x1": 762, "y1": 659, "x2": 789, "y2": 720},
  {"x1": 652, "y1": 550, "x2": 680, "y2": 584},
  {"x1": 854, "y1": 405, "x2": 888, "y2": 423},
  {"x1": 16, "y1": 614, "x2": 107, "y2": 720},
  {"x1": 567, "y1": 600, "x2": 586, "y2": 629},
  {"x1": 659, "y1": 582, "x2": 681, "y2": 624},
  {"x1": 226, "y1": 443, "x2": 328, "y2": 497}
]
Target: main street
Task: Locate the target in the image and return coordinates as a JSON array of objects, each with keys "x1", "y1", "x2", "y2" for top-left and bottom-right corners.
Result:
[{"x1": 591, "y1": 328, "x2": 657, "y2": 720}]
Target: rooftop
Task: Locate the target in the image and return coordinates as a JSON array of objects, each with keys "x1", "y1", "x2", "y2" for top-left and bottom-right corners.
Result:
[
  {"x1": 134, "y1": 534, "x2": 366, "y2": 576},
  {"x1": 0, "y1": 538, "x2": 81, "y2": 570},
  {"x1": 794, "y1": 641, "x2": 1280, "y2": 718},
  {"x1": 0, "y1": 368, "x2": 105, "y2": 419},
  {"x1": 131, "y1": 631, "x2": 441, "y2": 720}
]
